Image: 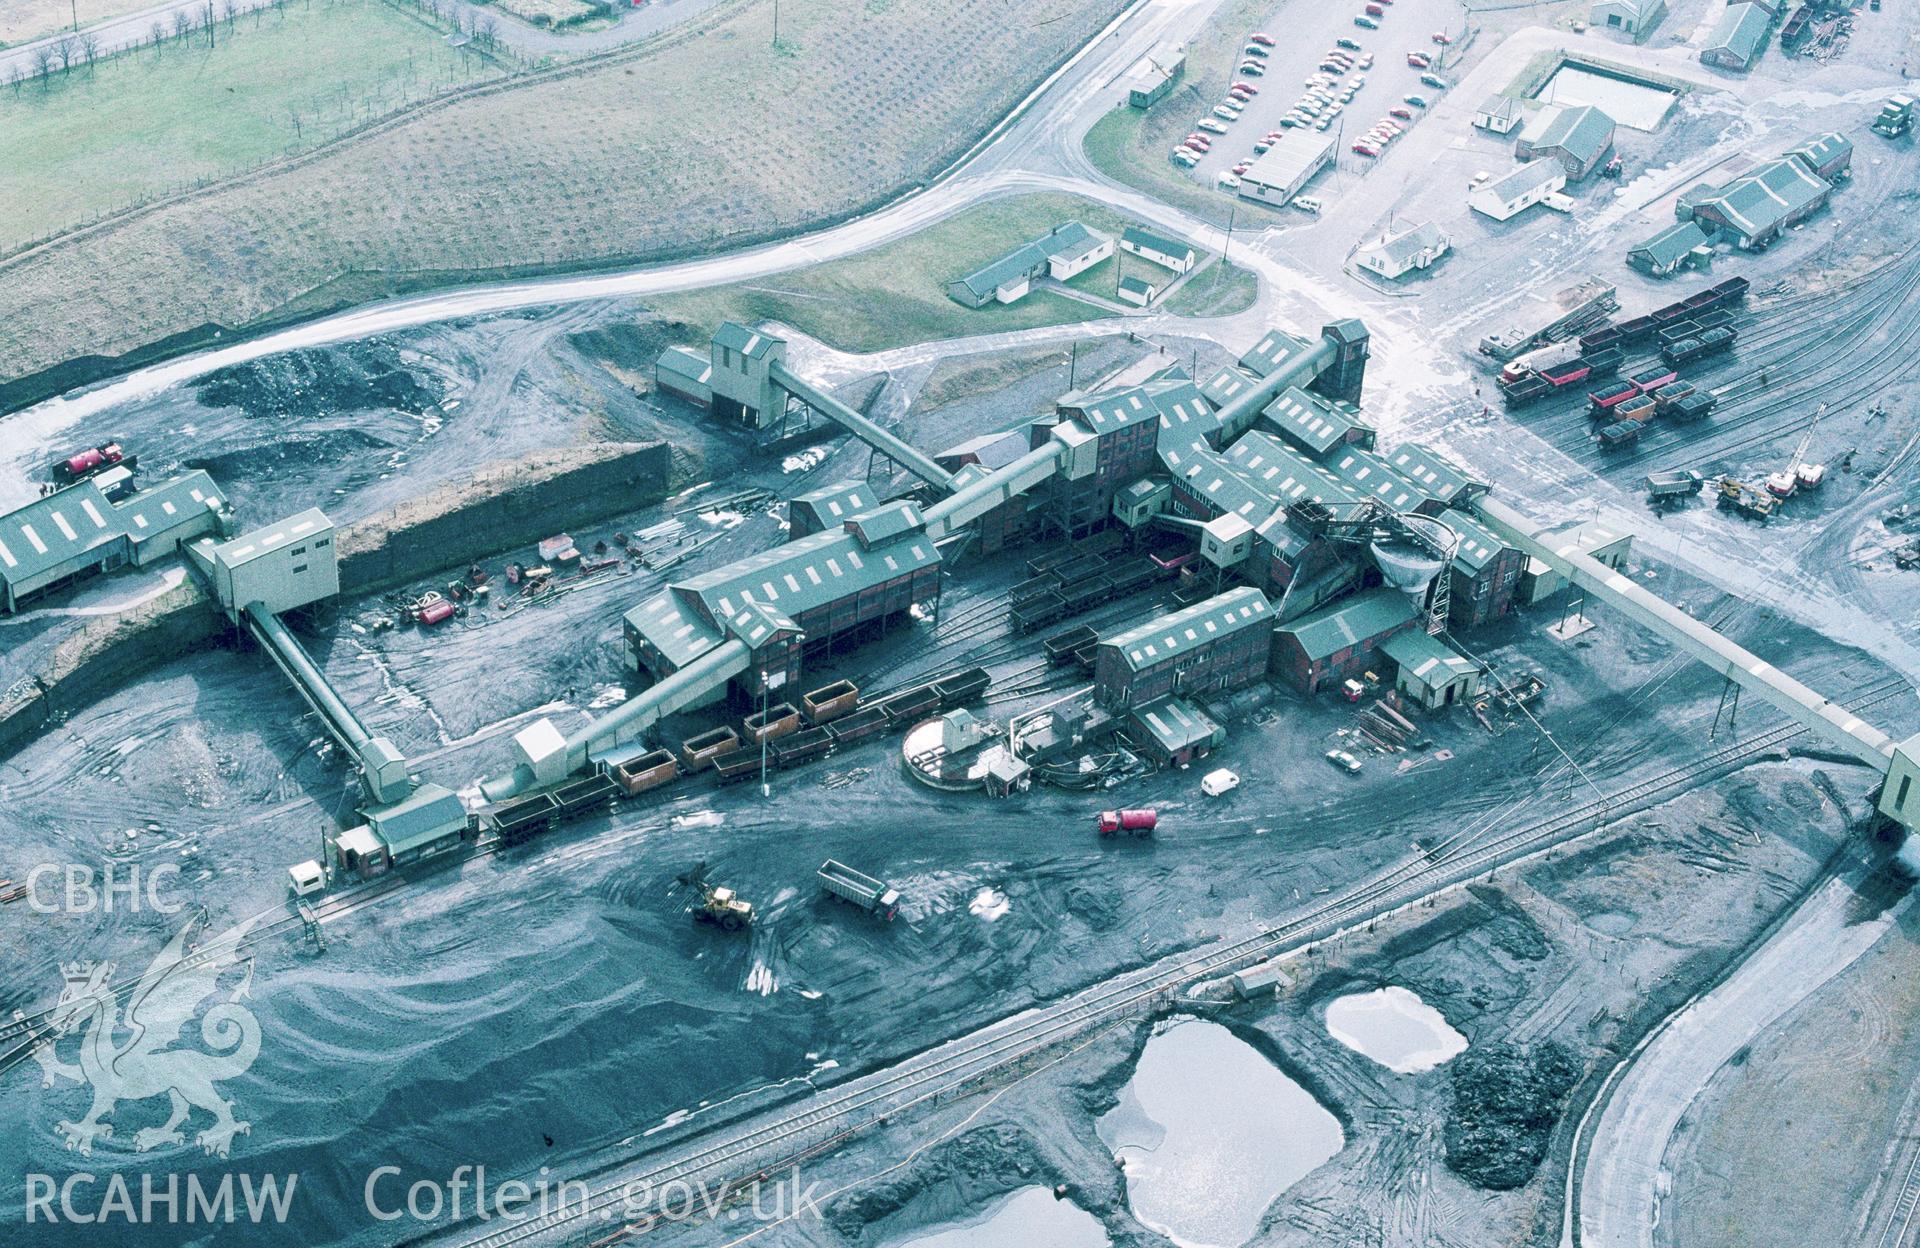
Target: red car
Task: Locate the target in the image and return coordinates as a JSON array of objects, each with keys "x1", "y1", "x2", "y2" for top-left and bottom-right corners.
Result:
[
  {"x1": 1352, "y1": 141, "x2": 1380, "y2": 156},
  {"x1": 1232, "y1": 81, "x2": 1260, "y2": 94},
  {"x1": 1389, "y1": 106, "x2": 1414, "y2": 119},
  {"x1": 1232, "y1": 160, "x2": 1253, "y2": 175},
  {"x1": 1406, "y1": 51, "x2": 1431, "y2": 67},
  {"x1": 1250, "y1": 31, "x2": 1276, "y2": 45},
  {"x1": 1431, "y1": 30, "x2": 1453, "y2": 44}
]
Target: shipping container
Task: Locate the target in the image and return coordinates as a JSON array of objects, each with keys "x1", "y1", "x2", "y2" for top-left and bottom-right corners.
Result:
[{"x1": 802, "y1": 679, "x2": 861, "y2": 723}]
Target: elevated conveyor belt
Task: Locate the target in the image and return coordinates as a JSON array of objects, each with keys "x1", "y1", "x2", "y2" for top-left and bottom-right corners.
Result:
[
  {"x1": 768, "y1": 361, "x2": 956, "y2": 491},
  {"x1": 1475, "y1": 496, "x2": 1898, "y2": 770},
  {"x1": 478, "y1": 637, "x2": 751, "y2": 802},
  {"x1": 246, "y1": 604, "x2": 413, "y2": 804},
  {"x1": 1211, "y1": 336, "x2": 1340, "y2": 440},
  {"x1": 922, "y1": 441, "x2": 1068, "y2": 539}
]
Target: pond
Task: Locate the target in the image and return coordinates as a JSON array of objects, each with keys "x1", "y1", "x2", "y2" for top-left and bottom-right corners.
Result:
[
  {"x1": 1537, "y1": 64, "x2": 1679, "y2": 131},
  {"x1": 1324, "y1": 986, "x2": 1467, "y2": 1074},
  {"x1": 1097, "y1": 1017, "x2": 1342, "y2": 1247},
  {"x1": 890, "y1": 1185, "x2": 1108, "y2": 1248}
]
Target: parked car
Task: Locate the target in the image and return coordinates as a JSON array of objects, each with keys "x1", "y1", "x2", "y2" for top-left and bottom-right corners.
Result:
[
  {"x1": 1390, "y1": 106, "x2": 1414, "y2": 119},
  {"x1": 1201, "y1": 768, "x2": 1241, "y2": 797},
  {"x1": 1336, "y1": 36, "x2": 1362, "y2": 49},
  {"x1": 1365, "y1": 1, "x2": 1385, "y2": 15},
  {"x1": 1278, "y1": 116, "x2": 1299, "y2": 128},
  {"x1": 1250, "y1": 31, "x2": 1276, "y2": 45},
  {"x1": 1291, "y1": 195, "x2": 1323, "y2": 213},
  {"x1": 1232, "y1": 81, "x2": 1259, "y2": 95},
  {"x1": 1172, "y1": 150, "x2": 1199, "y2": 167},
  {"x1": 1185, "y1": 132, "x2": 1211, "y2": 148},
  {"x1": 1406, "y1": 51, "x2": 1431, "y2": 67},
  {"x1": 1243, "y1": 43, "x2": 1270, "y2": 57},
  {"x1": 1404, "y1": 93, "x2": 1429, "y2": 107},
  {"x1": 1352, "y1": 141, "x2": 1380, "y2": 156},
  {"x1": 1239, "y1": 60, "x2": 1266, "y2": 75},
  {"x1": 1431, "y1": 30, "x2": 1453, "y2": 43},
  {"x1": 1314, "y1": 116, "x2": 1334, "y2": 129},
  {"x1": 1232, "y1": 159, "x2": 1253, "y2": 175},
  {"x1": 1354, "y1": 14, "x2": 1378, "y2": 28},
  {"x1": 1198, "y1": 117, "x2": 1230, "y2": 133},
  {"x1": 1213, "y1": 104, "x2": 1241, "y2": 120},
  {"x1": 1358, "y1": 52, "x2": 1374, "y2": 67},
  {"x1": 1325, "y1": 749, "x2": 1363, "y2": 775},
  {"x1": 1420, "y1": 72, "x2": 1449, "y2": 89},
  {"x1": 1217, "y1": 172, "x2": 1242, "y2": 189},
  {"x1": 1253, "y1": 138, "x2": 1274, "y2": 151}
]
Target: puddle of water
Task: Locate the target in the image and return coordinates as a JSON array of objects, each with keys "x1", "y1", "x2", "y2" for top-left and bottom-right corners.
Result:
[
  {"x1": 890, "y1": 1185, "x2": 1108, "y2": 1248},
  {"x1": 1324, "y1": 986, "x2": 1467, "y2": 1074},
  {"x1": 1098, "y1": 1017, "x2": 1342, "y2": 1247},
  {"x1": 1536, "y1": 65, "x2": 1678, "y2": 131}
]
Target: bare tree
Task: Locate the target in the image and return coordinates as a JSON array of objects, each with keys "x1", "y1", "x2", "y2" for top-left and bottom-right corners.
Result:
[
  {"x1": 80, "y1": 31, "x2": 101, "y2": 73},
  {"x1": 474, "y1": 14, "x2": 496, "y2": 49},
  {"x1": 151, "y1": 17, "x2": 168, "y2": 48},
  {"x1": 222, "y1": 0, "x2": 237, "y2": 25},
  {"x1": 6, "y1": 66, "x2": 23, "y2": 97},
  {"x1": 55, "y1": 35, "x2": 79, "y2": 74},
  {"x1": 173, "y1": 10, "x2": 193, "y2": 40},
  {"x1": 32, "y1": 43, "x2": 56, "y2": 86},
  {"x1": 201, "y1": 0, "x2": 217, "y2": 46}
]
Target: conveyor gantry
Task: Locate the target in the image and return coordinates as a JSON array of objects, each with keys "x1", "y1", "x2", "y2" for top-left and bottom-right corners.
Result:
[{"x1": 1475, "y1": 495, "x2": 1919, "y2": 837}]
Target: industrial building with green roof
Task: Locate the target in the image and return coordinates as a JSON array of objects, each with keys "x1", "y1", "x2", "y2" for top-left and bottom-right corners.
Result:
[
  {"x1": 1271, "y1": 587, "x2": 1419, "y2": 694},
  {"x1": 1093, "y1": 587, "x2": 1273, "y2": 710}
]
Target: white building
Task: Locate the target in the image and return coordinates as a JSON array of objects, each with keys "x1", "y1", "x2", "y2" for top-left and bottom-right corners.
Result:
[
  {"x1": 1356, "y1": 222, "x2": 1452, "y2": 280},
  {"x1": 1119, "y1": 226, "x2": 1198, "y2": 274},
  {"x1": 1238, "y1": 133, "x2": 1335, "y2": 206},
  {"x1": 1468, "y1": 160, "x2": 1569, "y2": 221},
  {"x1": 1473, "y1": 95, "x2": 1523, "y2": 135},
  {"x1": 201, "y1": 508, "x2": 339, "y2": 622}
]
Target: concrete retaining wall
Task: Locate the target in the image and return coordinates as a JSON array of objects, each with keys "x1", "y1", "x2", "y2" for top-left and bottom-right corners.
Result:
[{"x1": 0, "y1": 440, "x2": 671, "y2": 764}]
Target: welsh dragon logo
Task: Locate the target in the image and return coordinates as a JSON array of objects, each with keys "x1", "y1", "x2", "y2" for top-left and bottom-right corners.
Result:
[{"x1": 32, "y1": 913, "x2": 261, "y2": 1158}]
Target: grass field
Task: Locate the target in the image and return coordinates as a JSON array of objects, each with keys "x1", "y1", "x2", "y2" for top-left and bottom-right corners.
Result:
[
  {"x1": 0, "y1": 0, "x2": 1128, "y2": 404},
  {"x1": 1, "y1": 0, "x2": 151, "y2": 48},
  {"x1": 0, "y1": 0, "x2": 498, "y2": 250},
  {"x1": 1161, "y1": 256, "x2": 1257, "y2": 317},
  {"x1": 649, "y1": 193, "x2": 1180, "y2": 353}
]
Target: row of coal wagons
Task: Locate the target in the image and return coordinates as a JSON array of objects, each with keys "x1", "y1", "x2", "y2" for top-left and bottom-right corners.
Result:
[
  {"x1": 1577, "y1": 277, "x2": 1749, "y2": 356},
  {"x1": 707, "y1": 667, "x2": 991, "y2": 785},
  {"x1": 1012, "y1": 549, "x2": 1172, "y2": 634},
  {"x1": 477, "y1": 773, "x2": 623, "y2": 845},
  {"x1": 1499, "y1": 346, "x2": 1623, "y2": 408}
]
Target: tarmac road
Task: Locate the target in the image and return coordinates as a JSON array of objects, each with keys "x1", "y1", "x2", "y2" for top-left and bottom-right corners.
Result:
[{"x1": 1566, "y1": 871, "x2": 1913, "y2": 1248}]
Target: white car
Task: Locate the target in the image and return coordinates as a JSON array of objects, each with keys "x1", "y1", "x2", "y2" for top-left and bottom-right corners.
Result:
[
  {"x1": 1198, "y1": 117, "x2": 1230, "y2": 134},
  {"x1": 1290, "y1": 195, "x2": 1323, "y2": 213},
  {"x1": 1201, "y1": 768, "x2": 1241, "y2": 797},
  {"x1": 1325, "y1": 749, "x2": 1363, "y2": 775},
  {"x1": 1217, "y1": 172, "x2": 1242, "y2": 189},
  {"x1": 1213, "y1": 104, "x2": 1241, "y2": 120}
]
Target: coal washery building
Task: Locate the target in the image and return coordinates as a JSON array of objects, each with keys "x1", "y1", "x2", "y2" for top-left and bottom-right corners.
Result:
[
  {"x1": 0, "y1": 471, "x2": 228, "y2": 614},
  {"x1": 1092, "y1": 587, "x2": 1274, "y2": 712}
]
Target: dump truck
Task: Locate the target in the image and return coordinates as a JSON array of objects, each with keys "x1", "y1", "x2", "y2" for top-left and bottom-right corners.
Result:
[
  {"x1": 1645, "y1": 469, "x2": 1704, "y2": 505},
  {"x1": 818, "y1": 860, "x2": 900, "y2": 920},
  {"x1": 1097, "y1": 809, "x2": 1159, "y2": 837},
  {"x1": 695, "y1": 884, "x2": 755, "y2": 930}
]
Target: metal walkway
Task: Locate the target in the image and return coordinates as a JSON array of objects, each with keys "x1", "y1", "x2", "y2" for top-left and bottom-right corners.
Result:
[{"x1": 768, "y1": 361, "x2": 956, "y2": 491}]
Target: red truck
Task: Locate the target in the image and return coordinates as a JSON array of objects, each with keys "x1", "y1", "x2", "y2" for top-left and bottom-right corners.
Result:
[
  {"x1": 53, "y1": 442, "x2": 131, "y2": 484},
  {"x1": 1097, "y1": 809, "x2": 1158, "y2": 837}
]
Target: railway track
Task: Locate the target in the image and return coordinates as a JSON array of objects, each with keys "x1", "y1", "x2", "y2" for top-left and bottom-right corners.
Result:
[
  {"x1": 1875, "y1": 1142, "x2": 1920, "y2": 1248},
  {"x1": 425, "y1": 677, "x2": 1912, "y2": 1248}
]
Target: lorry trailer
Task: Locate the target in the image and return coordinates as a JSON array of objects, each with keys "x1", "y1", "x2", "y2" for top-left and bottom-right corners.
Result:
[
  {"x1": 1645, "y1": 469, "x2": 1704, "y2": 501},
  {"x1": 818, "y1": 859, "x2": 901, "y2": 919},
  {"x1": 1097, "y1": 808, "x2": 1159, "y2": 836},
  {"x1": 52, "y1": 442, "x2": 133, "y2": 484}
]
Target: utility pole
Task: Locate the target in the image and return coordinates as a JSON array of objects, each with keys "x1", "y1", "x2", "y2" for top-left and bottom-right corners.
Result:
[
  {"x1": 1069, "y1": 341, "x2": 1078, "y2": 389},
  {"x1": 759, "y1": 676, "x2": 772, "y2": 797},
  {"x1": 772, "y1": 0, "x2": 779, "y2": 47},
  {"x1": 1221, "y1": 202, "x2": 1238, "y2": 266}
]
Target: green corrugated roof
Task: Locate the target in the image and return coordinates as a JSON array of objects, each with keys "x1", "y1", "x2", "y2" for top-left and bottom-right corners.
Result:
[
  {"x1": 1131, "y1": 696, "x2": 1222, "y2": 753},
  {"x1": 1384, "y1": 443, "x2": 1475, "y2": 503},
  {"x1": 1121, "y1": 226, "x2": 1196, "y2": 265},
  {"x1": 1239, "y1": 329, "x2": 1314, "y2": 378},
  {"x1": 1439, "y1": 507, "x2": 1506, "y2": 575},
  {"x1": 1259, "y1": 386, "x2": 1365, "y2": 456},
  {"x1": 1101, "y1": 586, "x2": 1271, "y2": 672},
  {"x1": 1529, "y1": 104, "x2": 1613, "y2": 164},
  {"x1": 0, "y1": 480, "x2": 125, "y2": 586},
  {"x1": 1381, "y1": 630, "x2": 1478, "y2": 684},
  {"x1": 368, "y1": 783, "x2": 468, "y2": 855},
  {"x1": 1326, "y1": 446, "x2": 1428, "y2": 512},
  {"x1": 1630, "y1": 220, "x2": 1710, "y2": 267},
  {"x1": 713, "y1": 322, "x2": 783, "y2": 358},
  {"x1": 1278, "y1": 587, "x2": 1416, "y2": 661},
  {"x1": 1703, "y1": 1, "x2": 1770, "y2": 63},
  {"x1": 1224, "y1": 431, "x2": 1371, "y2": 520}
]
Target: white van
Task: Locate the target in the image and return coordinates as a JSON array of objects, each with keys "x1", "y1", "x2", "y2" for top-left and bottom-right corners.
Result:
[{"x1": 1201, "y1": 768, "x2": 1241, "y2": 797}]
